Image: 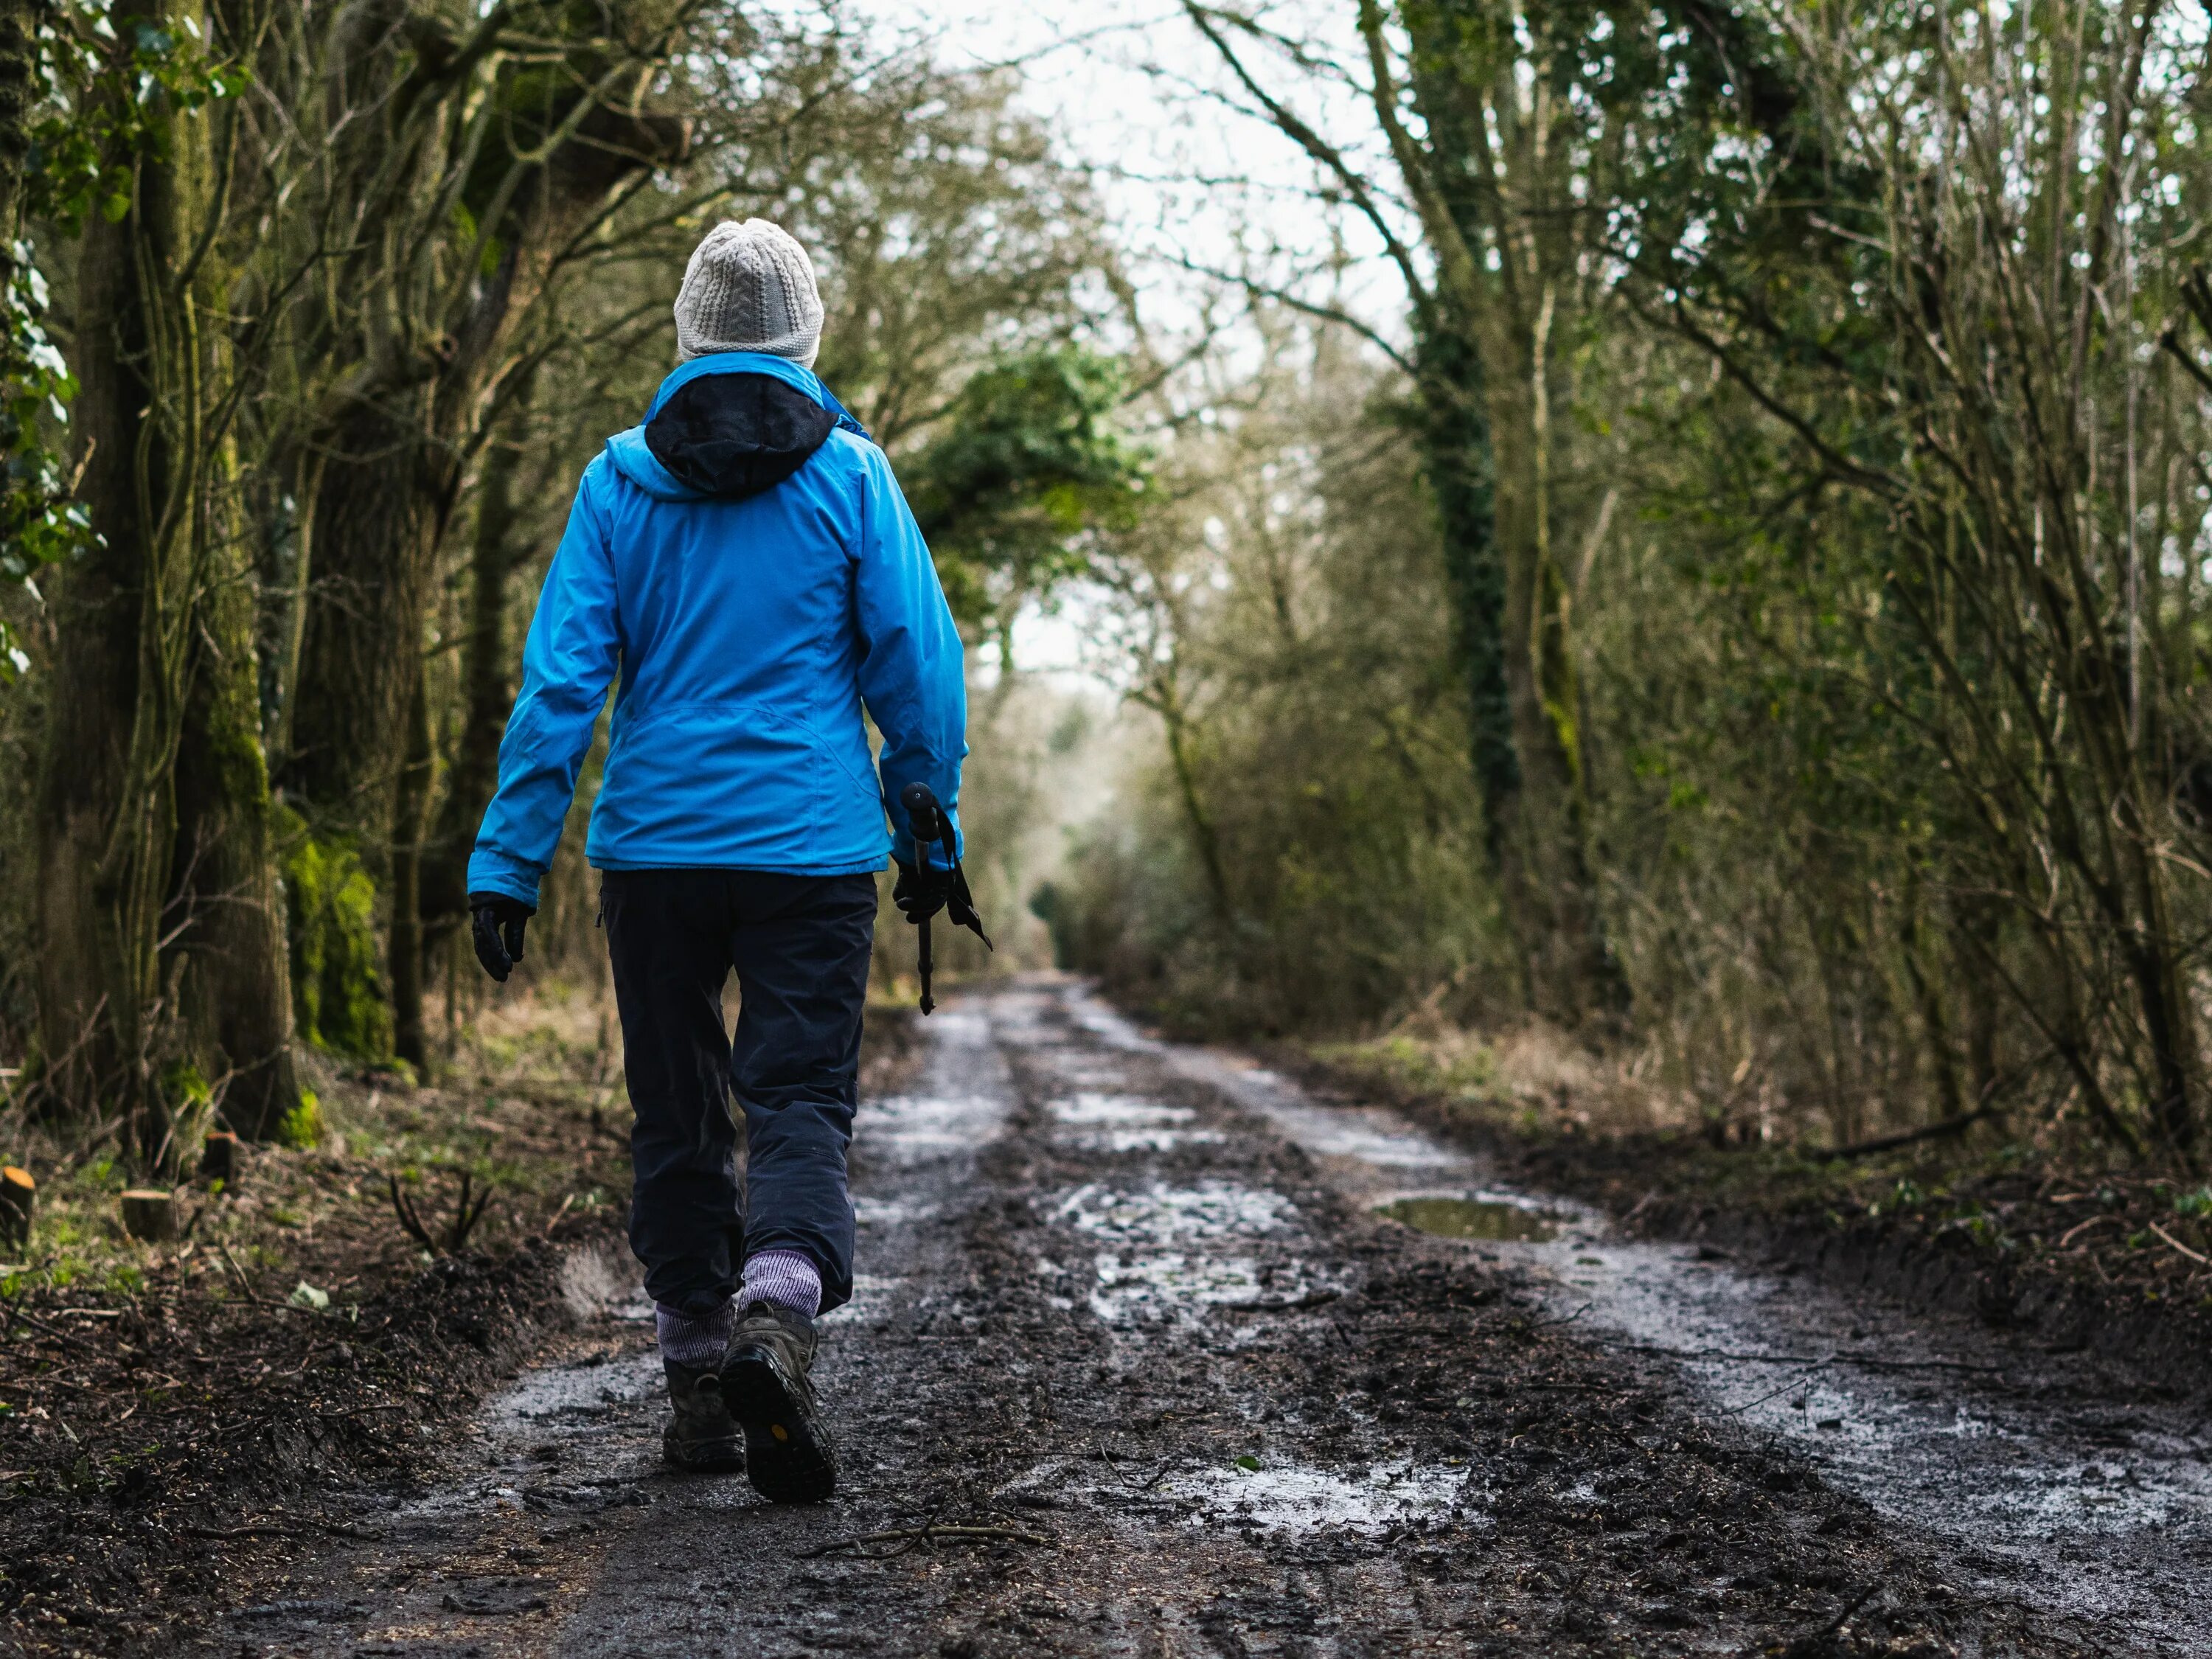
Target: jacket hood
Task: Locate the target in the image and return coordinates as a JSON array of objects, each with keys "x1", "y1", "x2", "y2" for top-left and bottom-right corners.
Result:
[{"x1": 606, "y1": 354, "x2": 871, "y2": 502}]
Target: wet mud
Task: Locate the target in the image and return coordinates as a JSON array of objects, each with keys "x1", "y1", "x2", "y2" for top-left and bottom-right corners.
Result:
[{"x1": 208, "y1": 979, "x2": 2197, "y2": 1656}]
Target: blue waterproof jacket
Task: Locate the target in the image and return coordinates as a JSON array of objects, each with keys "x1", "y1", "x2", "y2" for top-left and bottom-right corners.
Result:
[{"x1": 467, "y1": 353, "x2": 967, "y2": 908}]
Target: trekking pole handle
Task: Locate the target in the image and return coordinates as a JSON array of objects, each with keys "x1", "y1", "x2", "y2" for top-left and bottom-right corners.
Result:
[{"x1": 899, "y1": 781, "x2": 947, "y2": 847}]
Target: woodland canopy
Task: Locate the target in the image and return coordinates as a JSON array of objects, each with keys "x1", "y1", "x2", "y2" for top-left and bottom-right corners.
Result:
[{"x1": 1, "y1": 0, "x2": 2209, "y2": 1178}]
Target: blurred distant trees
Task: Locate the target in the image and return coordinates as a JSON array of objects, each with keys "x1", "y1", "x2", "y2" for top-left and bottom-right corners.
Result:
[
  {"x1": 1071, "y1": 0, "x2": 2212, "y2": 1165},
  {"x1": 0, "y1": 1, "x2": 1131, "y2": 1169}
]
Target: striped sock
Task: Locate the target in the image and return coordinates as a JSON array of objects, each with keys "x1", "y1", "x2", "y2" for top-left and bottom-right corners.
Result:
[
  {"x1": 740, "y1": 1248, "x2": 822, "y2": 1319},
  {"x1": 655, "y1": 1298, "x2": 734, "y2": 1368}
]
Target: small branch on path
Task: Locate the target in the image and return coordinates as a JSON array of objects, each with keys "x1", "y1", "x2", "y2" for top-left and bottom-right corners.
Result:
[
  {"x1": 1526, "y1": 1302, "x2": 1593, "y2": 1331},
  {"x1": 2148, "y1": 1222, "x2": 2211, "y2": 1266},
  {"x1": 1812, "y1": 1106, "x2": 1996, "y2": 1161},
  {"x1": 6, "y1": 1308, "x2": 100, "y2": 1352},
  {"x1": 2058, "y1": 1214, "x2": 2117, "y2": 1249},
  {"x1": 181, "y1": 1520, "x2": 386, "y2": 1543},
  {"x1": 1214, "y1": 1288, "x2": 1339, "y2": 1312},
  {"x1": 219, "y1": 1243, "x2": 265, "y2": 1305},
  {"x1": 1594, "y1": 1338, "x2": 2000, "y2": 1374},
  {"x1": 1799, "y1": 1579, "x2": 1880, "y2": 1641},
  {"x1": 801, "y1": 1521, "x2": 1054, "y2": 1560}
]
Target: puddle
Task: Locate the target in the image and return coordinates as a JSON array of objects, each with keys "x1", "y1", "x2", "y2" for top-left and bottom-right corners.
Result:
[
  {"x1": 1062, "y1": 1128, "x2": 1225, "y2": 1154},
  {"x1": 1089, "y1": 1251, "x2": 1289, "y2": 1323},
  {"x1": 1054, "y1": 1179, "x2": 1297, "y2": 1244},
  {"x1": 1159, "y1": 1458, "x2": 1478, "y2": 1534},
  {"x1": 1377, "y1": 1194, "x2": 1558, "y2": 1242},
  {"x1": 1047, "y1": 1093, "x2": 1196, "y2": 1127},
  {"x1": 852, "y1": 1194, "x2": 937, "y2": 1226},
  {"x1": 1048, "y1": 982, "x2": 2212, "y2": 1644},
  {"x1": 1046, "y1": 1181, "x2": 1324, "y2": 1326},
  {"x1": 859, "y1": 1092, "x2": 1008, "y2": 1157},
  {"x1": 495, "y1": 1351, "x2": 655, "y2": 1436}
]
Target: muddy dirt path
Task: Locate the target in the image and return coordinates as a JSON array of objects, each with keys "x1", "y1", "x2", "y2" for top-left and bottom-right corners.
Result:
[{"x1": 215, "y1": 980, "x2": 2200, "y2": 1657}]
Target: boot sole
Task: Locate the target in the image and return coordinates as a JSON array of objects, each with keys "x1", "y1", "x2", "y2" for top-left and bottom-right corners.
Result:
[{"x1": 720, "y1": 1343, "x2": 837, "y2": 1503}]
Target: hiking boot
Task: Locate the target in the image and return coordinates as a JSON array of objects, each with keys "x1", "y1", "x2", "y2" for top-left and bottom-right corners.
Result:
[
  {"x1": 719, "y1": 1300, "x2": 838, "y2": 1503},
  {"x1": 661, "y1": 1360, "x2": 745, "y2": 1473}
]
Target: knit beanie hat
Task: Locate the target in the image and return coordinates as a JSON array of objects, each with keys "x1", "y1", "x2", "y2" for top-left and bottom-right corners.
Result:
[{"x1": 672, "y1": 219, "x2": 824, "y2": 366}]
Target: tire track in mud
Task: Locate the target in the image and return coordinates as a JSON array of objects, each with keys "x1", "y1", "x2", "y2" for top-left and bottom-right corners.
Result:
[{"x1": 217, "y1": 980, "x2": 2142, "y2": 1657}]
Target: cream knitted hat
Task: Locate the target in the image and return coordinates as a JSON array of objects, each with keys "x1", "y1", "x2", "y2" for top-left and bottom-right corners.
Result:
[{"x1": 672, "y1": 219, "x2": 824, "y2": 366}]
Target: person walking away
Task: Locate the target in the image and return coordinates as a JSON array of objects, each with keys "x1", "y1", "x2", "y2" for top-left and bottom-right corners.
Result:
[{"x1": 463, "y1": 220, "x2": 967, "y2": 1504}]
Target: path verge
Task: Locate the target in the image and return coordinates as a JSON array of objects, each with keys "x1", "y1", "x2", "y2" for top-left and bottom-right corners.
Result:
[{"x1": 1293, "y1": 1038, "x2": 2212, "y2": 1405}]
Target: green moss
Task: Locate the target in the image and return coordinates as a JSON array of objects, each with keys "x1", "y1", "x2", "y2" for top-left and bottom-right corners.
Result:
[
  {"x1": 160, "y1": 1060, "x2": 212, "y2": 1113},
  {"x1": 1311, "y1": 1032, "x2": 1500, "y2": 1102},
  {"x1": 276, "y1": 806, "x2": 392, "y2": 1060},
  {"x1": 276, "y1": 1088, "x2": 324, "y2": 1150}
]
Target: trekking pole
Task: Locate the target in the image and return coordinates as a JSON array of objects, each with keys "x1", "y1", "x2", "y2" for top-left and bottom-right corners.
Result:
[
  {"x1": 900, "y1": 782, "x2": 947, "y2": 1015},
  {"x1": 899, "y1": 782, "x2": 991, "y2": 1015}
]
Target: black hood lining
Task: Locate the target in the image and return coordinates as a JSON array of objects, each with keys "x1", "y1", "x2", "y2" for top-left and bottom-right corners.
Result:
[{"x1": 644, "y1": 372, "x2": 839, "y2": 501}]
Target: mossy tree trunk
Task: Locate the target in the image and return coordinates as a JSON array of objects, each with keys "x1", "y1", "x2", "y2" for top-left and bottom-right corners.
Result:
[
  {"x1": 272, "y1": 9, "x2": 689, "y2": 1047},
  {"x1": 0, "y1": 1, "x2": 48, "y2": 272},
  {"x1": 35, "y1": 0, "x2": 297, "y2": 1157},
  {"x1": 1391, "y1": 0, "x2": 1626, "y2": 1023}
]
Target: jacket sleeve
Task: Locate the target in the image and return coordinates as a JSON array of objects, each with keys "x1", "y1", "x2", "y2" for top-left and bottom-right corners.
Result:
[
  {"x1": 851, "y1": 442, "x2": 967, "y2": 869},
  {"x1": 467, "y1": 458, "x2": 623, "y2": 907}
]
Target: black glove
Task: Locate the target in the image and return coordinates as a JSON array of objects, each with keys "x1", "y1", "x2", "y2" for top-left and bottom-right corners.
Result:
[
  {"x1": 892, "y1": 860, "x2": 950, "y2": 925},
  {"x1": 468, "y1": 892, "x2": 534, "y2": 983},
  {"x1": 894, "y1": 861, "x2": 987, "y2": 939}
]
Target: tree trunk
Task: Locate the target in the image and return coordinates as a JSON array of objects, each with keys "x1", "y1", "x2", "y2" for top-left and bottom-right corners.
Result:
[
  {"x1": 420, "y1": 397, "x2": 538, "y2": 953},
  {"x1": 38, "y1": 12, "x2": 178, "y2": 1132},
  {"x1": 0, "y1": 1, "x2": 48, "y2": 258},
  {"x1": 1484, "y1": 353, "x2": 1626, "y2": 1026},
  {"x1": 36, "y1": 0, "x2": 297, "y2": 1155},
  {"x1": 389, "y1": 649, "x2": 435, "y2": 1076},
  {"x1": 1399, "y1": 10, "x2": 1628, "y2": 1027},
  {"x1": 276, "y1": 35, "x2": 687, "y2": 1040},
  {"x1": 278, "y1": 422, "x2": 453, "y2": 853},
  {"x1": 1413, "y1": 330, "x2": 1534, "y2": 1004},
  {"x1": 171, "y1": 476, "x2": 302, "y2": 1138}
]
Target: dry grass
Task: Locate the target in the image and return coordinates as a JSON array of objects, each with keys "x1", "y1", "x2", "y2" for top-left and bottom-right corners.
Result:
[
  {"x1": 1310, "y1": 1014, "x2": 1694, "y2": 1142},
  {"x1": 0, "y1": 980, "x2": 629, "y2": 1312}
]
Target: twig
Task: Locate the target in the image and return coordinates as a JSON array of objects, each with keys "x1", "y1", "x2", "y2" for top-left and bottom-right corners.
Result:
[
  {"x1": 5, "y1": 1309, "x2": 98, "y2": 1353},
  {"x1": 541, "y1": 1193, "x2": 575, "y2": 1237},
  {"x1": 1527, "y1": 1301, "x2": 1593, "y2": 1331},
  {"x1": 1214, "y1": 1288, "x2": 1339, "y2": 1312},
  {"x1": 389, "y1": 1172, "x2": 496, "y2": 1255},
  {"x1": 1800, "y1": 1579, "x2": 1879, "y2": 1641},
  {"x1": 219, "y1": 1244, "x2": 265, "y2": 1305},
  {"x1": 181, "y1": 1520, "x2": 386, "y2": 1543},
  {"x1": 1722, "y1": 1365, "x2": 1831, "y2": 1416},
  {"x1": 1098, "y1": 1439, "x2": 1173, "y2": 1492},
  {"x1": 1593, "y1": 1339, "x2": 2000, "y2": 1374},
  {"x1": 446, "y1": 1172, "x2": 494, "y2": 1253},
  {"x1": 2149, "y1": 1222, "x2": 2211, "y2": 1267},
  {"x1": 2058, "y1": 1214, "x2": 2118, "y2": 1249},
  {"x1": 1813, "y1": 1106, "x2": 1997, "y2": 1161},
  {"x1": 801, "y1": 1522, "x2": 1052, "y2": 1559},
  {"x1": 387, "y1": 1177, "x2": 437, "y2": 1252}
]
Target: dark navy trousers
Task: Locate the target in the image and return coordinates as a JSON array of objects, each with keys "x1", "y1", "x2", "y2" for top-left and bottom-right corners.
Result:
[{"x1": 600, "y1": 869, "x2": 876, "y2": 1318}]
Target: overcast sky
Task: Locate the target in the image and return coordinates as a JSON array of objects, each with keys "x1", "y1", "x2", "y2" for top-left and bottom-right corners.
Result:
[
  {"x1": 836, "y1": 0, "x2": 1415, "y2": 676},
  {"x1": 850, "y1": 0, "x2": 1411, "y2": 344}
]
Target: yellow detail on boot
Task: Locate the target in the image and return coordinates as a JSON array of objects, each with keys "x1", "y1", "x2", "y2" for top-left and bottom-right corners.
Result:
[{"x1": 771, "y1": 1424, "x2": 790, "y2": 1441}]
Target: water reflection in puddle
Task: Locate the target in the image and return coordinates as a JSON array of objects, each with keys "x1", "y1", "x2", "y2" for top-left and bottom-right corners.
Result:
[
  {"x1": 1048, "y1": 1093, "x2": 1196, "y2": 1127},
  {"x1": 1046, "y1": 1180, "x2": 1323, "y2": 1324},
  {"x1": 1054, "y1": 1179, "x2": 1297, "y2": 1243},
  {"x1": 1376, "y1": 1194, "x2": 1559, "y2": 1242},
  {"x1": 1063, "y1": 1128, "x2": 1225, "y2": 1154},
  {"x1": 1160, "y1": 1458, "x2": 1478, "y2": 1534}
]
